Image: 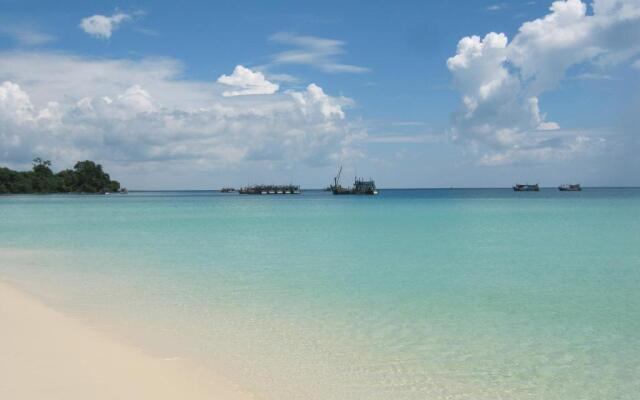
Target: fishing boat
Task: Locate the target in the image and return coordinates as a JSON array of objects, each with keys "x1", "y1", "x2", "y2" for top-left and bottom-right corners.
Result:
[
  {"x1": 331, "y1": 166, "x2": 378, "y2": 195},
  {"x1": 239, "y1": 185, "x2": 300, "y2": 195},
  {"x1": 559, "y1": 184, "x2": 581, "y2": 191},
  {"x1": 513, "y1": 183, "x2": 540, "y2": 192}
]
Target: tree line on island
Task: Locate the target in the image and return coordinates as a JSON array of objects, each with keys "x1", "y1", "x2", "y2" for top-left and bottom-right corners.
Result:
[{"x1": 0, "y1": 158, "x2": 122, "y2": 194}]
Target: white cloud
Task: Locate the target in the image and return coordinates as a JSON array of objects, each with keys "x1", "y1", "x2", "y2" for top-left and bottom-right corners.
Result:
[
  {"x1": 447, "y1": 0, "x2": 640, "y2": 165},
  {"x1": 217, "y1": 65, "x2": 279, "y2": 96},
  {"x1": 0, "y1": 81, "x2": 35, "y2": 122},
  {"x1": 79, "y1": 12, "x2": 131, "y2": 39},
  {"x1": 390, "y1": 121, "x2": 426, "y2": 127},
  {"x1": 537, "y1": 121, "x2": 560, "y2": 130},
  {"x1": 0, "y1": 25, "x2": 56, "y2": 46},
  {"x1": 365, "y1": 133, "x2": 443, "y2": 144},
  {"x1": 269, "y1": 32, "x2": 369, "y2": 74},
  {"x1": 0, "y1": 53, "x2": 363, "y2": 169},
  {"x1": 478, "y1": 134, "x2": 605, "y2": 166},
  {"x1": 115, "y1": 84, "x2": 156, "y2": 114},
  {"x1": 633, "y1": 59, "x2": 640, "y2": 69},
  {"x1": 0, "y1": 52, "x2": 207, "y2": 109},
  {"x1": 570, "y1": 72, "x2": 616, "y2": 80},
  {"x1": 486, "y1": 4, "x2": 506, "y2": 11},
  {"x1": 263, "y1": 72, "x2": 299, "y2": 83}
]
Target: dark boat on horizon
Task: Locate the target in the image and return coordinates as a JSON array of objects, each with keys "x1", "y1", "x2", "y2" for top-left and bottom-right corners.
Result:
[
  {"x1": 559, "y1": 184, "x2": 582, "y2": 191},
  {"x1": 239, "y1": 184, "x2": 300, "y2": 195},
  {"x1": 513, "y1": 183, "x2": 540, "y2": 192}
]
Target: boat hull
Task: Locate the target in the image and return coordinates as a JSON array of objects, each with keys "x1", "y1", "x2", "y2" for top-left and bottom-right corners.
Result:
[
  {"x1": 559, "y1": 184, "x2": 582, "y2": 191},
  {"x1": 513, "y1": 184, "x2": 540, "y2": 192},
  {"x1": 332, "y1": 190, "x2": 378, "y2": 195}
]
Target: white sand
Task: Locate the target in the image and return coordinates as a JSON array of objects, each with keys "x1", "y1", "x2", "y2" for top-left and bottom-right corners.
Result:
[{"x1": 0, "y1": 280, "x2": 254, "y2": 400}]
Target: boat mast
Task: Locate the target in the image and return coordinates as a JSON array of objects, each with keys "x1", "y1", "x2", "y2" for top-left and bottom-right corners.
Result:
[{"x1": 334, "y1": 165, "x2": 342, "y2": 188}]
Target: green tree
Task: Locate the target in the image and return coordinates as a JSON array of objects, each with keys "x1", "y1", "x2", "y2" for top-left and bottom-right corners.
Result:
[
  {"x1": 72, "y1": 160, "x2": 112, "y2": 193},
  {"x1": 31, "y1": 158, "x2": 56, "y2": 193},
  {"x1": 0, "y1": 159, "x2": 123, "y2": 194}
]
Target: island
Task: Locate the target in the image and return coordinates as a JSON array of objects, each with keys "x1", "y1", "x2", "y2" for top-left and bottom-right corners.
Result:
[{"x1": 0, "y1": 158, "x2": 122, "y2": 194}]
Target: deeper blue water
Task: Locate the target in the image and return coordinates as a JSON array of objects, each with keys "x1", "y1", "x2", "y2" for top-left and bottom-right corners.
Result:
[{"x1": 1, "y1": 189, "x2": 639, "y2": 399}]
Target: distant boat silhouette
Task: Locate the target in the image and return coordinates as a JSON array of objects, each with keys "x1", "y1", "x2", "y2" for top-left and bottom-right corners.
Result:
[
  {"x1": 513, "y1": 183, "x2": 540, "y2": 192},
  {"x1": 559, "y1": 184, "x2": 581, "y2": 191}
]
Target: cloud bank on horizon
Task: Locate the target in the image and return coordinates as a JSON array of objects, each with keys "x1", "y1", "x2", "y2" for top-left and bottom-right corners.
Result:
[
  {"x1": 0, "y1": 54, "x2": 360, "y2": 170},
  {"x1": 0, "y1": 0, "x2": 639, "y2": 183}
]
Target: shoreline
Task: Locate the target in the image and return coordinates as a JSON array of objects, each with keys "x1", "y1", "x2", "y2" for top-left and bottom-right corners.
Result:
[{"x1": 0, "y1": 279, "x2": 254, "y2": 400}]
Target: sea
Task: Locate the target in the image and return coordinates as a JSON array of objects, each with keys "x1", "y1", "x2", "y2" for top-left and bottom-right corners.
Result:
[{"x1": 1, "y1": 188, "x2": 639, "y2": 399}]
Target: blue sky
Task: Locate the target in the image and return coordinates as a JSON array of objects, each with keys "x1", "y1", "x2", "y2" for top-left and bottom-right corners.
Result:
[{"x1": 0, "y1": 0, "x2": 639, "y2": 188}]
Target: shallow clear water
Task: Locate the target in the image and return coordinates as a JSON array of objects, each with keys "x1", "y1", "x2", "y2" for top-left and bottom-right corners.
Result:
[{"x1": 1, "y1": 189, "x2": 639, "y2": 399}]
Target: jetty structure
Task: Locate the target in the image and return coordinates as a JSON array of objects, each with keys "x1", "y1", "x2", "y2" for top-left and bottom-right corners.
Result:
[
  {"x1": 239, "y1": 184, "x2": 300, "y2": 195},
  {"x1": 331, "y1": 166, "x2": 378, "y2": 195},
  {"x1": 559, "y1": 183, "x2": 582, "y2": 191},
  {"x1": 513, "y1": 183, "x2": 540, "y2": 192},
  {"x1": 220, "y1": 187, "x2": 236, "y2": 193}
]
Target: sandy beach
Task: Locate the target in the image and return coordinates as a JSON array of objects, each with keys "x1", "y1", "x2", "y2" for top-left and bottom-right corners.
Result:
[{"x1": 0, "y1": 280, "x2": 253, "y2": 400}]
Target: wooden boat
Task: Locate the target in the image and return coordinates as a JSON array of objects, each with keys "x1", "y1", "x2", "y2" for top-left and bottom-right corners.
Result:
[
  {"x1": 239, "y1": 185, "x2": 300, "y2": 195},
  {"x1": 331, "y1": 166, "x2": 378, "y2": 195},
  {"x1": 513, "y1": 183, "x2": 540, "y2": 192},
  {"x1": 559, "y1": 184, "x2": 581, "y2": 191}
]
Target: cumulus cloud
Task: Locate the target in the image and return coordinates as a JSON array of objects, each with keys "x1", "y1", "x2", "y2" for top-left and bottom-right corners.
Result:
[
  {"x1": 0, "y1": 53, "x2": 362, "y2": 169},
  {"x1": 447, "y1": 0, "x2": 640, "y2": 165},
  {"x1": 217, "y1": 65, "x2": 279, "y2": 96},
  {"x1": 79, "y1": 12, "x2": 131, "y2": 39},
  {"x1": 289, "y1": 83, "x2": 348, "y2": 119},
  {"x1": 0, "y1": 81, "x2": 35, "y2": 122},
  {"x1": 269, "y1": 32, "x2": 369, "y2": 73}
]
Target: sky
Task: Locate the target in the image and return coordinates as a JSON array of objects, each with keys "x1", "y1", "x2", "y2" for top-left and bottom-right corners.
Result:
[{"x1": 0, "y1": 0, "x2": 639, "y2": 189}]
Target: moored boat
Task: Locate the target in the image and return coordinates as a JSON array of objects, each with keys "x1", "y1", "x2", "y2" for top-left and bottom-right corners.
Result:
[
  {"x1": 239, "y1": 185, "x2": 300, "y2": 195},
  {"x1": 559, "y1": 184, "x2": 581, "y2": 191},
  {"x1": 331, "y1": 166, "x2": 378, "y2": 195},
  {"x1": 513, "y1": 183, "x2": 540, "y2": 192}
]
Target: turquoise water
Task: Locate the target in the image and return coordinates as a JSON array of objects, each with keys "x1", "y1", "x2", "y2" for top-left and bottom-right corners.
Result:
[{"x1": 1, "y1": 189, "x2": 639, "y2": 399}]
